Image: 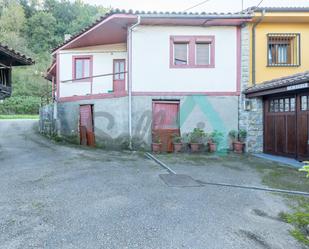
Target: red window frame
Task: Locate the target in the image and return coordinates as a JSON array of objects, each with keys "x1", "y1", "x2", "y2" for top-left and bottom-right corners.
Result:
[
  {"x1": 72, "y1": 55, "x2": 93, "y2": 82},
  {"x1": 170, "y1": 36, "x2": 215, "y2": 69}
]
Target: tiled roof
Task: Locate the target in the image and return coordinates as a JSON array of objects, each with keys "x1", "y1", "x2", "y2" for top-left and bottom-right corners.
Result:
[
  {"x1": 245, "y1": 71, "x2": 309, "y2": 94},
  {"x1": 52, "y1": 9, "x2": 252, "y2": 53},
  {"x1": 0, "y1": 43, "x2": 34, "y2": 65},
  {"x1": 240, "y1": 6, "x2": 309, "y2": 14}
]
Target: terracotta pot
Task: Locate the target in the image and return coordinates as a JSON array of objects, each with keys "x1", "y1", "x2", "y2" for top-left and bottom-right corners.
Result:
[
  {"x1": 152, "y1": 143, "x2": 162, "y2": 153},
  {"x1": 208, "y1": 142, "x2": 217, "y2": 152},
  {"x1": 233, "y1": 141, "x2": 245, "y2": 154},
  {"x1": 190, "y1": 143, "x2": 201, "y2": 152},
  {"x1": 173, "y1": 143, "x2": 183, "y2": 153}
]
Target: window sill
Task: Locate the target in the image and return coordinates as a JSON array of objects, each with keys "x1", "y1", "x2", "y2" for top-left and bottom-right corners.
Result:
[
  {"x1": 267, "y1": 64, "x2": 300, "y2": 68},
  {"x1": 170, "y1": 64, "x2": 215, "y2": 69}
]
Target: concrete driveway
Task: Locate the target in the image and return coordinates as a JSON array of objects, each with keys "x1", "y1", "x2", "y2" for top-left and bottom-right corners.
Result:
[{"x1": 0, "y1": 120, "x2": 305, "y2": 249}]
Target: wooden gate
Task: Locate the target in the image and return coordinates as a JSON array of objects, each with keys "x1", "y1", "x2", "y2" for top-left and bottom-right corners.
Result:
[
  {"x1": 152, "y1": 101, "x2": 180, "y2": 152},
  {"x1": 264, "y1": 93, "x2": 309, "y2": 160},
  {"x1": 79, "y1": 105, "x2": 95, "y2": 146}
]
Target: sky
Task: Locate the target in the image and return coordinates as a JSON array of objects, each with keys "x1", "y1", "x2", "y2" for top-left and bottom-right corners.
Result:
[{"x1": 79, "y1": 0, "x2": 309, "y2": 13}]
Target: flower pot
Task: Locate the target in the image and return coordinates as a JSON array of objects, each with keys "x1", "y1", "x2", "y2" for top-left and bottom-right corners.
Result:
[
  {"x1": 208, "y1": 142, "x2": 216, "y2": 152},
  {"x1": 152, "y1": 143, "x2": 162, "y2": 153},
  {"x1": 190, "y1": 143, "x2": 201, "y2": 152},
  {"x1": 233, "y1": 141, "x2": 245, "y2": 154},
  {"x1": 173, "y1": 143, "x2": 183, "y2": 153}
]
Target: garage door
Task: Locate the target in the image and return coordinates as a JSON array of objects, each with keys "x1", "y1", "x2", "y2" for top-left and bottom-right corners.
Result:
[
  {"x1": 152, "y1": 101, "x2": 180, "y2": 152},
  {"x1": 264, "y1": 93, "x2": 309, "y2": 160}
]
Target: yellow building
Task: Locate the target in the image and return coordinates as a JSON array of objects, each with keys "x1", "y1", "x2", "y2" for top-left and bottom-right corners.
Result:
[
  {"x1": 244, "y1": 7, "x2": 309, "y2": 161},
  {"x1": 249, "y1": 7, "x2": 309, "y2": 84}
]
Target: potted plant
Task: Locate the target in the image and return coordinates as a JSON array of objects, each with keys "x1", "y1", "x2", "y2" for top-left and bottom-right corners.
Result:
[
  {"x1": 172, "y1": 133, "x2": 183, "y2": 153},
  {"x1": 152, "y1": 134, "x2": 162, "y2": 153},
  {"x1": 189, "y1": 128, "x2": 206, "y2": 152},
  {"x1": 229, "y1": 129, "x2": 247, "y2": 153},
  {"x1": 208, "y1": 130, "x2": 223, "y2": 153},
  {"x1": 228, "y1": 130, "x2": 238, "y2": 150}
]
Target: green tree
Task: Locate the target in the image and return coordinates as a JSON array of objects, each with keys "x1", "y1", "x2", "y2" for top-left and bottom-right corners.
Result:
[{"x1": 25, "y1": 11, "x2": 57, "y2": 53}]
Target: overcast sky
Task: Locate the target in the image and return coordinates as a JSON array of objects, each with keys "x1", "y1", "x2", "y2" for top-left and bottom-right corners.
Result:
[{"x1": 79, "y1": 0, "x2": 309, "y2": 13}]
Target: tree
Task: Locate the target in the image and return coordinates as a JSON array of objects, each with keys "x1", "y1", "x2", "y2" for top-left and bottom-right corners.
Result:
[{"x1": 25, "y1": 11, "x2": 58, "y2": 54}]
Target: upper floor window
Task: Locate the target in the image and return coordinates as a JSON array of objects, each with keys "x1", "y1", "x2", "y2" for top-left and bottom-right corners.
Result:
[
  {"x1": 174, "y1": 43, "x2": 188, "y2": 65},
  {"x1": 267, "y1": 33, "x2": 300, "y2": 67},
  {"x1": 73, "y1": 56, "x2": 92, "y2": 80},
  {"x1": 170, "y1": 36, "x2": 215, "y2": 68}
]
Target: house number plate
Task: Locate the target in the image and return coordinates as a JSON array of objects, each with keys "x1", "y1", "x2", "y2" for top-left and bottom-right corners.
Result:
[{"x1": 287, "y1": 83, "x2": 309, "y2": 91}]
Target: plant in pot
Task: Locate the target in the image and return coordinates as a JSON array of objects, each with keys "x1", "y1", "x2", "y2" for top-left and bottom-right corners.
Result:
[
  {"x1": 208, "y1": 130, "x2": 223, "y2": 153},
  {"x1": 172, "y1": 133, "x2": 183, "y2": 153},
  {"x1": 189, "y1": 128, "x2": 206, "y2": 152},
  {"x1": 229, "y1": 129, "x2": 247, "y2": 153},
  {"x1": 152, "y1": 134, "x2": 162, "y2": 153}
]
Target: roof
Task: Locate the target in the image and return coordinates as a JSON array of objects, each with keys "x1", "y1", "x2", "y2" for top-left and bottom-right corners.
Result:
[
  {"x1": 0, "y1": 44, "x2": 34, "y2": 66},
  {"x1": 245, "y1": 71, "x2": 309, "y2": 97},
  {"x1": 52, "y1": 9, "x2": 252, "y2": 54},
  {"x1": 254, "y1": 7, "x2": 309, "y2": 12}
]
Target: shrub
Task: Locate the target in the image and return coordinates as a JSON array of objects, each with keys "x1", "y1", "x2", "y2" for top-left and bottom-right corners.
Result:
[
  {"x1": 172, "y1": 133, "x2": 182, "y2": 144},
  {"x1": 0, "y1": 96, "x2": 40, "y2": 114},
  {"x1": 208, "y1": 130, "x2": 224, "y2": 145},
  {"x1": 189, "y1": 128, "x2": 207, "y2": 144}
]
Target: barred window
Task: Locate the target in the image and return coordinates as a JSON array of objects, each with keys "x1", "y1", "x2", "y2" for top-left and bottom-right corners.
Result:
[{"x1": 267, "y1": 33, "x2": 300, "y2": 67}]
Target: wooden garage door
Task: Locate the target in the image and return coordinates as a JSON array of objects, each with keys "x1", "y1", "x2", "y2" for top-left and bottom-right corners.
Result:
[
  {"x1": 152, "y1": 101, "x2": 180, "y2": 152},
  {"x1": 264, "y1": 96, "x2": 297, "y2": 157},
  {"x1": 264, "y1": 93, "x2": 309, "y2": 160}
]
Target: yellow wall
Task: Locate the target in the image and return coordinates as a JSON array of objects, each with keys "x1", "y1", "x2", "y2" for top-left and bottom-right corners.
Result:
[{"x1": 249, "y1": 22, "x2": 309, "y2": 85}]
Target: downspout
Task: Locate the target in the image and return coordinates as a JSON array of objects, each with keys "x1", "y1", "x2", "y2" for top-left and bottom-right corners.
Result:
[
  {"x1": 252, "y1": 9, "x2": 265, "y2": 85},
  {"x1": 127, "y1": 16, "x2": 141, "y2": 150}
]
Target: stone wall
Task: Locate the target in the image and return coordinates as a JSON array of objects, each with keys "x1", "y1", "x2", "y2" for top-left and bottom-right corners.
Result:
[{"x1": 239, "y1": 24, "x2": 264, "y2": 153}]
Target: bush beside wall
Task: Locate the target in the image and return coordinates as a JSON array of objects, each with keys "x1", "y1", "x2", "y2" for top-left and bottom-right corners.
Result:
[{"x1": 0, "y1": 96, "x2": 40, "y2": 114}]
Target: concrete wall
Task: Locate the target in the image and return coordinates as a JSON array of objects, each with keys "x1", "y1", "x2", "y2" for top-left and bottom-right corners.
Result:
[
  {"x1": 132, "y1": 25, "x2": 238, "y2": 93},
  {"x1": 59, "y1": 43, "x2": 127, "y2": 98},
  {"x1": 56, "y1": 95, "x2": 238, "y2": 150}
]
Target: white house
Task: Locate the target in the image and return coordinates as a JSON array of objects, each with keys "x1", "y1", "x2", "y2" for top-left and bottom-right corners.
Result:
[{"x1": 46, "y1": 10, "x2": 251, "y2": 150}]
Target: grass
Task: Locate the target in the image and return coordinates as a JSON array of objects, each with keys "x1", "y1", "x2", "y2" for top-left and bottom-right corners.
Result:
[{"x1": 0, "y1": 114, "x2": 39, "y2": 120}]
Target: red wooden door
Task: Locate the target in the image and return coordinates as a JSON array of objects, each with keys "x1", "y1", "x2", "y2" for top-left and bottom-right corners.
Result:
[
  {"x1": 113, "y1": 59, "x2": 125, "y2": 93},
  {"x1": 79, "y1": 105, "x2": 95, "y2": 146},
  {"x1": 152, "y1": 101, "x2": 180, "y2": 152}
]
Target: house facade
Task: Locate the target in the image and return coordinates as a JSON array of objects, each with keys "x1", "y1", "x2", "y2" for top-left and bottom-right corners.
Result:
[
  {"x1": 46, "y1": 10, "x2": 251, "y2": 150},
  {"x1": 240, "y1": 7, "x2": 309, "y2": 160}
]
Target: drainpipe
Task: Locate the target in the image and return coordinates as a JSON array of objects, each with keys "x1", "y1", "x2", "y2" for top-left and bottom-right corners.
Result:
[
  {"x1": 127, "y1": 16, "x2": 141, "y2": 150},
  {"x1": 252, "y1": 9, "x2": 265, "y2": 85}
]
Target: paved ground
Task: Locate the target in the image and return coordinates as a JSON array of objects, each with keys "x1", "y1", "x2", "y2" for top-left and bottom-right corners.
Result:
[{"x1": 0, "y1": 120, "x2": 306, "y2": 249}]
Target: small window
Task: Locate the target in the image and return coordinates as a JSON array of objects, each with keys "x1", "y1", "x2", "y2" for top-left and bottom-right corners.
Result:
[
  {"x1": 74, "y1": 57, "x2": 92, "y2": 80},
  {"x1": 284, "y1": 98, "x2": 290, "y2": 112},
  {"x1": 174, "y1": 43, "x2": 188, "y2": 65},
  {"x1": 267, "y1": 34, "x2": 300, "y2": 66},
  {"x1": 114, "y1": 60, "x2": 125, "y2": 80},
  {"x1": 301, "y1": 96, "x2": 308, "y2": 111},
  {"x1": 290, "y1": 98, "x2": 296, "y2": 111},
  {"x1": 196, "y1": 43, "x2": 210, "y2": 65}
]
